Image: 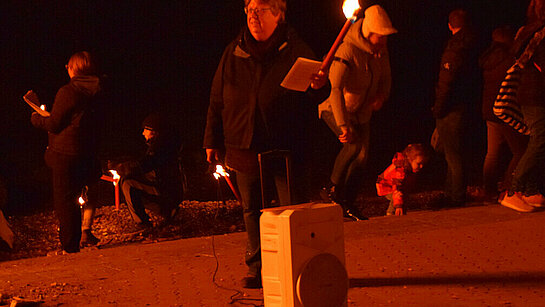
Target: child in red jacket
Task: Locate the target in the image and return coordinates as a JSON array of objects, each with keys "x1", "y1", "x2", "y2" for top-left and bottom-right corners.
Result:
[{"x1": 376, "y1": 144, "x2": 430, "y2": 216}]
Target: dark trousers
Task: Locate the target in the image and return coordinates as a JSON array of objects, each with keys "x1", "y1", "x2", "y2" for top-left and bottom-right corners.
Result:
[
  {"x1": 483, "y1": 121, "x2": 528, "y2": 195},
  {"x1": 322, "y1": 110, "x2": 370, "y2": 208},
  {"x1": 45, "y1": 149, "x2": 94, "y2": 253},
  {"x1": 120, "y1": 172, "x2": 174, "y2": 224},
  {"x1": 511, "y1": 105, "x2": 545, "y2": 195},
  {"x1": 236, "y1": 166, "x2": 291, "y2": 277},
  {"x1": 436, "y1": 110, "x2": 466, "y2": 203}
]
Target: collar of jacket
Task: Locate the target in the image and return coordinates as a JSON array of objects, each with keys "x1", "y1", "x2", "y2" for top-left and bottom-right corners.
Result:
[
  {"x1": 343, "y1": 18, "x2": 380, "y2": 57},
  {"x1": 234, "y1": 23, "x2": 290, "y2": 59}
]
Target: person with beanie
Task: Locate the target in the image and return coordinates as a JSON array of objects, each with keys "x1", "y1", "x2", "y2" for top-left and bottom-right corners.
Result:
[
  {"x1": 431, "y1": 9, "x2": 479, "y2": 206},
  {"x1": 318, "y1": 4, "x2": 397, "y2": 220},
  {"x1": 110, "y1": 112, "x2": 183, "y2": 229}
]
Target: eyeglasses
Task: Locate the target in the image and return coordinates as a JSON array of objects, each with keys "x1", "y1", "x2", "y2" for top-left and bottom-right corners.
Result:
[{"x1": 244, "y1": 7, "x2": 272, "y2": 16}]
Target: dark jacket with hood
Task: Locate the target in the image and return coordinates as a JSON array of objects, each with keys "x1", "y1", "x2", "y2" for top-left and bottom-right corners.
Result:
[
  {"x1": 479, "y1": 41, "x2": 514, "y2": 121},
  {"x1": 433, "y1": 27, "x2": 479, "y2": 118},
  {"x1": 203, "y1": 24, "x2": 330, "y2": 173},
  {"x1": 31, "y1": 75, "x2": 102, "y2": 156}
]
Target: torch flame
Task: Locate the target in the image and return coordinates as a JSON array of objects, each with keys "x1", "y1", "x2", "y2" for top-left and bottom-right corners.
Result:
[
  {"x1": 214, "y1": 165, "x2": 229, "y2": 178},
  {"x1": 78, "y1": 196, "x2": 85, "y2": 206},
  {"x1": 109, "y1": 170, "x2": 120, "y2": 186},
  {"x1": 342, "y1": 0, "x2": 360, "y2": 19},
  {"x1": 109, "y1": 170, "x2": 120, "y2": 180}
]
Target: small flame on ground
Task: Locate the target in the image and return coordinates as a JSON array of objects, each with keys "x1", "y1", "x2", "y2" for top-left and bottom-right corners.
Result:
[
  {"x1": 40, "y1": 105, "x2": 46, "y2": 111},
  {"x1": 342, "y1": 0, "x2": 360, "y2": 18}
]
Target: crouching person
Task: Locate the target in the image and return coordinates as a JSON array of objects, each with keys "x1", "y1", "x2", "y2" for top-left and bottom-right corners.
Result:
[
  {"x1": 376, "y1": 144, "x2": 430, "y2": 216},
  {"x1": 110, "y1": 113, "x2": 182, "y2": 229}
]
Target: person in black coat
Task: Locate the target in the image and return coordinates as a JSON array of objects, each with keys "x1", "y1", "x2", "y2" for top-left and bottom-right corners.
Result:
[
  {"x1": 31, "y1": 51, "x2": 103, "y2": 253},
  {"x1": 432, "y1": 9, "x2": 480, "y2": 205}
]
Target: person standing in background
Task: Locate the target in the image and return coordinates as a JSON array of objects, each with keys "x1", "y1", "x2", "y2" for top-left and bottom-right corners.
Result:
[
  {"x1": 30, "y1": 51, "x2": 103, "y2": 254},
  {"x1": 479, "y1": 26, "x2": 528, "y2": 203},
  {"x1": 500, "y1": 0, "x2": 545, "y2": 212},
  {"x1": 432, "y1": 9, "x2": 479, "y2": 206}
]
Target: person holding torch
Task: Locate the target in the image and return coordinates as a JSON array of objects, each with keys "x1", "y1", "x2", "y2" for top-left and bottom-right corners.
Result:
[
  {"x1": 30, "y1": 51, "x2": 103, "y2": 254},
  {"x1": 319, "y1": 4, "x2": 397, "y2": 220},
  {"x1": 203, "y1": 0, "x2": 329, "y2": 289}
]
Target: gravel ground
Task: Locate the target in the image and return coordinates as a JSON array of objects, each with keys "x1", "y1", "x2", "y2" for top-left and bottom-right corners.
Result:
[{"x1": 0, "y1": 189, "x2": 450, "y2": 262}]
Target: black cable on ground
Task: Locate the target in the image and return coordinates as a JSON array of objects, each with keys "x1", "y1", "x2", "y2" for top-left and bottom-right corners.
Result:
[{"x1": 210, "y1": 175, "x2": 264, "y2": 306}]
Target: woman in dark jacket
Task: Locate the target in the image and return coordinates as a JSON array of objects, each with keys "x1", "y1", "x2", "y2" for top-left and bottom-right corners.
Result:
[
  {"x1": 203, "y1": 0, "x2": 328, "y2": 289},
  {"x1": 501, "y1": 0, "x2": 545, "y2": 212},
  {"x1": 31, "y1": 51, "x2": 102, "y2": 253},
  {"x1": 480, "y1": 27, "x2": 528, "y2": 200}
]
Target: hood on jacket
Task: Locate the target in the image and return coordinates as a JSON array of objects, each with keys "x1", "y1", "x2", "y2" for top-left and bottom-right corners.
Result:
[
  {"x1": 70, "y1": 75, "x2": 101, "y2": 96},
  {"x1": 361, "y1": 5, "x2": 397, "y2": 38}
]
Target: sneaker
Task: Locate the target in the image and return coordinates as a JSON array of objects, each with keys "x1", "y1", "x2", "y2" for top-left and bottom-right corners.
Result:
[
  {"x1": 241, "y1": 274, "x2": 262, "y2": 289},
  {"x1": 81, "y1": 229, "x2": 100, "y2": 247},
  {"x1": 343, "y1": 209, "x2": 368, "y2": 221},
  {"x1": 501, "y1": 193, "x2": 536, "y2": 212},
  {"x1": 521, "y1": 194, "x2": 545, "y2": 208}
]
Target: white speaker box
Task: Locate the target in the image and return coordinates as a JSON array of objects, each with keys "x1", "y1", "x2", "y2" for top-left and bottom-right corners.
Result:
[{"x1": 260, "y1": 202, "x2": 348, "y2": 307}]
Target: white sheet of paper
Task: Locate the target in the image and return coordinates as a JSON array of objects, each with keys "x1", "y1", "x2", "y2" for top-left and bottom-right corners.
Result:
[{"x1": 281, "y1": 57, "x2": 322, "y2": 92}]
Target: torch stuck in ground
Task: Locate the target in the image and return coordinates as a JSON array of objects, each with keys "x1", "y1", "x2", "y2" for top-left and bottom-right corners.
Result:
[{"x1": 101, "y1": 170, "x2": 121, "y2": 210}]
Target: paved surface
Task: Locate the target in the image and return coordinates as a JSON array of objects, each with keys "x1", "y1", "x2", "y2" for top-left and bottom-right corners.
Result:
[{"x1": 1, "y1": 204, "x2": 545, "y2": 306}]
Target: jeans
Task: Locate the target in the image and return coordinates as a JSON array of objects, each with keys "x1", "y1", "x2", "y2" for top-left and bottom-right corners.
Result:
[
  {"x1": 322, "y1": 110, "x2": 370, "y2": 208},
  {"x1": 483, "y1": 121, "x2": 528, "y2": 195},
  {"x1": 436, "y1": 110, "x2": 466, "y2": 203},
  {"x1": 236, "y1": 164, "x2": 291, "y2": 277},
  {"x1": 511, "y1": 105, "x2": 545, "y2": 195}
]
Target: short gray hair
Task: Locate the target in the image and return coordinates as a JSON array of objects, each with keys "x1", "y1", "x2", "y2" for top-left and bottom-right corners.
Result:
[{"x1": 244, "y1": 0, "x2": 286, "y2": 22}]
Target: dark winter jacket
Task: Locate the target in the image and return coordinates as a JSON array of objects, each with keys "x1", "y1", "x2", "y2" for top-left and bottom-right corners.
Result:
[
  {"x1": 433, "y1": 27, "x2": 479, "y2": 118},
  {"x1": 117, "y1": 133, "x2": 183, "y2": 203},
  {"x1": 203, "y1": 24, "x2": 329, "y2": 172},
  {"x1": 31, "y1": 75, "x2": 102, "y2": 156},
  {"x1": 513, "y1": 22, "x2": 545, "y2": 107},
  {"x1": 479, "y1": 41, "x2": 514, "y2": 121}
]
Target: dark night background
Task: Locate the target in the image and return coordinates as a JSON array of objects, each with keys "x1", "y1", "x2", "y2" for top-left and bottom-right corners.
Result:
[{"x1": 0, "y1": 1, "x2": 531, "y2": 213}]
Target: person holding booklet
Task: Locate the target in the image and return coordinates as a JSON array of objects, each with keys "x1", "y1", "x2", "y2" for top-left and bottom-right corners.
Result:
[
  {"x1": 318, "y1": 5, "x2": 396, "y2": 221},
  {"x1": 29, "y1": 51, "x2": 103, "y2": 254},
  {"x1": 203, "y1": 0, "x2": 329, "y2": 289}
]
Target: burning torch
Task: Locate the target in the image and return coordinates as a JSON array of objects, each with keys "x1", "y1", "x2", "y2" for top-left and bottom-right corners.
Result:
[
  {"x1": 213, "y1": 165, "x2": 242, "y2": 204},
  {"x1": 101, "y1": 170, "x2": 121, "y2": 210},
  {"x1": 319, "y1": 0, "x2": 361, "y2": 73}
]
